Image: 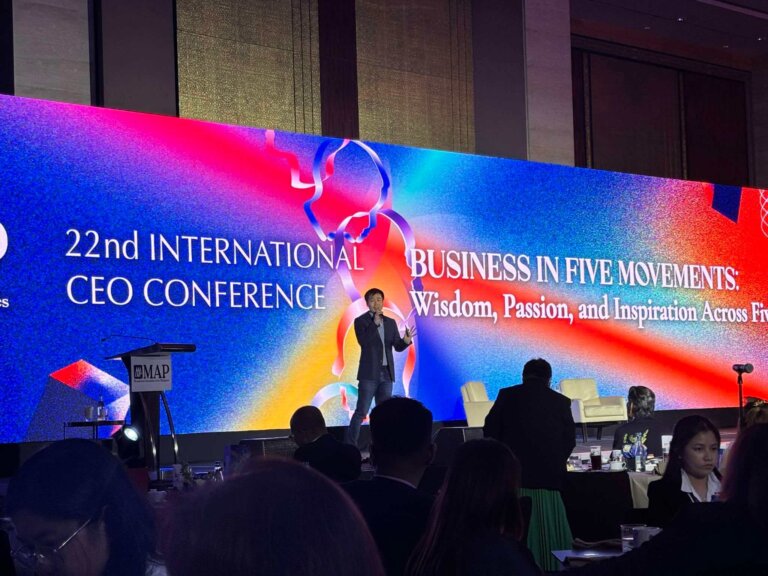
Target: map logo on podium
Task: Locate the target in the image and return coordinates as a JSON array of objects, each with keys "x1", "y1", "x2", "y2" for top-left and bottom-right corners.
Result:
[
  {"x1": 0, "y1": 222, "x2": 8, "y2": 308},
  {"x1": 0, "y1": 222, "x2": 7, "y2": 261}
]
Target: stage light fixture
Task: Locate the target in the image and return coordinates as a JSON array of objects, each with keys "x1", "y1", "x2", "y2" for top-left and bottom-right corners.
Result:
[
  {"x1": 112, "y1": 424, "x2": 140, "y2": 443},
  {"x1": 112, "y1": 424, "x2": 142, "y2": 466},
  {"x1": 123, "y1": 425, "x2": 140, "y2": 441}
]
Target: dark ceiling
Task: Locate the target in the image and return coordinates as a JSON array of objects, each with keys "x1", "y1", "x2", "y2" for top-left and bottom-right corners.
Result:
[{"x1": 571, "y1": 0, "x2": 768, "y2": 63}]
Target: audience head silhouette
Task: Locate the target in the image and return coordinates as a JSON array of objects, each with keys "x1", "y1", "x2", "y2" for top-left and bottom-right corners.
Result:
[
  {"x1": 290, "y1": 405, "x2": 327, "y2": 446},
  {"x1": 744, "y1": 398, "x2": 768, "y2": 427},
  {"x1": 165, "y1": 458, "x2": 384, "y2": 576},
  {"x1": 522, "y1": 358, "x2": 552, "y2": 385},
  {"x1": 290, "y1": 405, "x2": 361, "y2": 482},
  {"x1": 722, "y1": 423, "x2": 768, "y2": 523},
  {"x1": 369, "y1": 397, "x2": 434, "y2": 482},
  {"x1": 407, "y1": 438, "x2": 525, "y2": 576},
  {"x1": 5, "y1": 438, "x2": 156, "y2": 576},
  {"x1": 627, "y1": 385, "x2": 656, "y2": 419}
]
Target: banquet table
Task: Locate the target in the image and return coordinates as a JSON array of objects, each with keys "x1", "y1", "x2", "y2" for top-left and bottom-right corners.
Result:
[{"x1": 562, "y1": 469, "x2": 661, "y2": 540}]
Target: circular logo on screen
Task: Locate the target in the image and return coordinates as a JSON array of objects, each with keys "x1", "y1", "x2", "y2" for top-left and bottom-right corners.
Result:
[{"x1": 0, "y1": 222, "x2": 7, "y2": 261}]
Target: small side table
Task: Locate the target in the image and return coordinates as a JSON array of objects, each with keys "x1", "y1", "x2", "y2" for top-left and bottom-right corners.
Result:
[{"x1": 63, "y1": 420, "x2": 125, "y2": 439}]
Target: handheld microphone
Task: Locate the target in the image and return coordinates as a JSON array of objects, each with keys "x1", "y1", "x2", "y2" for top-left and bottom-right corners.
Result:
[{"x1": 732, "y1": 363, "x2": 754, "y2": 374}]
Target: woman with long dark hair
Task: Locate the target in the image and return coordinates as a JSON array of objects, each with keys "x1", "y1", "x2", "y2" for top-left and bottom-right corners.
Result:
[
  {"x1": 406, "y1": 439, "x2": 540, "y2": 576},
  {"x1": 647, "y1": 415, "x2": 722, "y2": 527},
  {"x1": 5, "y1": 439, "x2": 162, "y2": 576}
]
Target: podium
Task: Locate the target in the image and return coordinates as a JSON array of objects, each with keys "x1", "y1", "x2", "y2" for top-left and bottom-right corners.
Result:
[{"x1": 107, "y1": 342, "x2": 195, "y2": 472}]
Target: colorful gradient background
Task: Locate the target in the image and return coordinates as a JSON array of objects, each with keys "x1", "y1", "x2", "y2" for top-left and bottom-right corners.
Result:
[{"x1": 0, "y1": 94, "x2": 766, "y2": 443}]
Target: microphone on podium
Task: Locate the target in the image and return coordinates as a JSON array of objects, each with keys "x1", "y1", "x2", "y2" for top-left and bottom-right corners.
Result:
[{"x1": 733, "y1": 363, "x2": 754, "y2": 428}]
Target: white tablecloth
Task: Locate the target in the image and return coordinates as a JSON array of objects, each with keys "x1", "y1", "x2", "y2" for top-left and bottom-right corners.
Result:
[{"x1": 628, "y1": 471, "x2": 662, "y2": 508}]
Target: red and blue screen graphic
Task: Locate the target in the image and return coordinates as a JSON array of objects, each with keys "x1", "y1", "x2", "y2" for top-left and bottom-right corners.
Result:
[{"x1": 0, "y1": 94, "x2": 766, "y2": 442}]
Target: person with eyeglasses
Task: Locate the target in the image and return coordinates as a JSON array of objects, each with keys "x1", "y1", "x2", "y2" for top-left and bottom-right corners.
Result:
[{"x1": 3, "y1": 438, "x2": 165, "y2": 576}]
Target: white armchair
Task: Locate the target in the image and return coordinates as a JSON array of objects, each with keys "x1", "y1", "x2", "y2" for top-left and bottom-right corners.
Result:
[
  {"x1": 461, "y1": 381, "x2": 494, "y2": 428},
  {"x1": 559, "y1": 378, "x2": 628, "y2": 442}
]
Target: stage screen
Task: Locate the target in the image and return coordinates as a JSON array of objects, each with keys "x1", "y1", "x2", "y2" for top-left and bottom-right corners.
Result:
[{"x1": 0, "y1": 94, "x2": 766, "y2": 443}]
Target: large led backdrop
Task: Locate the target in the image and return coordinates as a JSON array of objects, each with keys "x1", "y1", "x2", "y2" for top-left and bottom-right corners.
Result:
[{"x1": 0, "y1": 94, "x2": 766, "y2": 443}]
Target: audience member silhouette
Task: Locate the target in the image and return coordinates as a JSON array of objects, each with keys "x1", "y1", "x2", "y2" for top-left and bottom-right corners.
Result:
[
  {"x1": 345, "y1": 397, "x2": 435, "y2": 576},
  {"x1": 483, "y1": 358, "x2": 575, "y2": 571},
  {"x1": 743, "y1": 397, "x2": 768, "y2": 427},
  {"x1": 720, "y1": 398, "x2": 768, "y2": 472},
  {"x1": 290, "y1": 405, "x2": 361, "y2": 482},
  {"x1": 647, "y1": 415, "x2": 722, "y2": 527},
  {"x1": 612, "y1": 385, "x2": 663, "y2": 457},
  {"x1": 406, "y1": 438, "x2": 541, "y2": 576},
  {"x1": 4, "y1": 438, "x2": 163, "y2": 576},
  {"x1": 572, "y1": 423, "x2": 768, "y2": 576},
  {"x1": 164, "y1": 458, "x2": 384, "y2": 576}
]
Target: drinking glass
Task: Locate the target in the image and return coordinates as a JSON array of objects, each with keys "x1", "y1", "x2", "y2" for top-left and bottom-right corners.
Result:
[
  {"x1": 620, "y1": 523, "x2": 646, "y2": 552},
  {"x1": 590, "y1": 445, "x2": 602, "y2": 470}
]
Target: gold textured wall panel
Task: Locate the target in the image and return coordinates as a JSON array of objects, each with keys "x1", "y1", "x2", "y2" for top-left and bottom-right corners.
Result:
[
  {"x1": 13, "y1": 0, "x2": 92, "y2": 104},
  {"x1": 356, "y1": 0, "x2": 474, "y2": 152},
  {"x1": 177, "y1": 0, "x2": 321, "y2": 134}
]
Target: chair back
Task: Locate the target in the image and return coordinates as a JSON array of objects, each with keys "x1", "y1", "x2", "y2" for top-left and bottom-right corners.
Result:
[
  {"x1": 559, "y1": 378, "x2": 598, "y2": 401},
  {"x1": 461, "y1": 381, "x2": 489, "y2": 402}
]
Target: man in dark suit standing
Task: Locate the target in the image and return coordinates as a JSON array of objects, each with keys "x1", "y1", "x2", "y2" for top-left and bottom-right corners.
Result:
[
  {"x1": 484, "y1": 358, "x2": 575, "y2": 491},
  {"x1": 346, "y1": 287, "x2": 414, "y2": 446},
  {"x1": 483, "y1": 358, "x2": 575, "y2": 571}
]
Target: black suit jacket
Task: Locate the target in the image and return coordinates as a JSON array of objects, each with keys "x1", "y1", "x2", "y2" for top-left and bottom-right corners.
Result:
[
  {"x1": 354, "y1": 312, "x2": 410, "y2": 382},
  {"x1": 345, "y1": 476, "x2": 434, "y2": 576},
  {"x1": 483, "y1": 382, "x2": 575, "y2": 491},
  {"x1": 293, "y1": 433, "x2": 361, "y2": 483},
  {"x1": 647, "y1": 474, "x2": 694, "y2": 528},
  {"x1": 648, "y1": 468, "x2": 725, "y2": 528}
]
